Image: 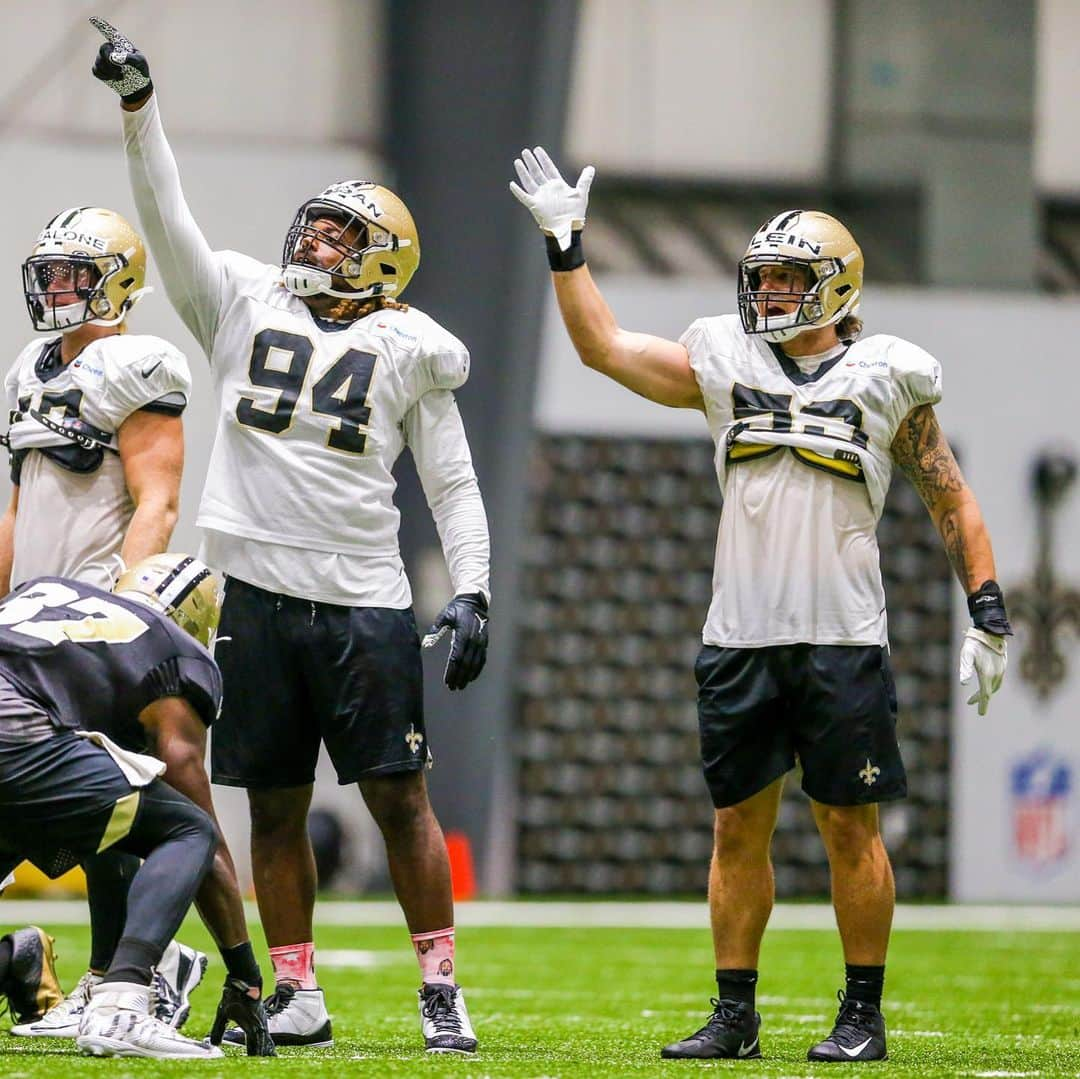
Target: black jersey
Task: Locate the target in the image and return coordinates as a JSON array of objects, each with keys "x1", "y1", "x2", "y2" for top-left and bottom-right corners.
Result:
[{"x1": 0, "y1": 576, "x2": 221, "y2": 750}]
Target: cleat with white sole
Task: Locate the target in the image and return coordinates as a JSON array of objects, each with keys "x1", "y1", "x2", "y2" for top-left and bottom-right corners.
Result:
[
  {"x1": 76, "y1": 981, "x2": 223, "y2": 1059},
  {"x1": 151, "y1": 940, "x2": 208, "y2": 1030},
  {"x1": 11, "y1": 969, "x2": 100, "y2": 1038}
]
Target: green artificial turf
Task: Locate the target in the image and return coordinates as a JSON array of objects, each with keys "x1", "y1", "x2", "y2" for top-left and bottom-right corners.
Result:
[{"x1": 3, "y1": 915, "x2": 1078, "y2": 1076}]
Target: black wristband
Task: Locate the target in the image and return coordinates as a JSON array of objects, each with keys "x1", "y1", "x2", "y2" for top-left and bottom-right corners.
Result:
[
  {"x1": 545, "y1": 230, "x2": 585, "y2": 272},
  {"x1": 122, "y1": 82, "x2": 154, "y2": 106},
  {"x1": 221, "y1": 941, "x2": 262, "y2": 988},
  {"x1": 967, "y1": 579, "x2": 1013, "y2": 636}
]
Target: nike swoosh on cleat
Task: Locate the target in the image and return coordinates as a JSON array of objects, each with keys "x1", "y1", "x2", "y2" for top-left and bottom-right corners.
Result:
[
  {"x1": 839, "y1": 1036, "x2": 873, "y2": 1058},
  {"x1": 141, "y1": 359, "x2": 162, "y2": 378},
  {"x1": 737, "y1": 1038, "x2": 758, "y2": 1057}
]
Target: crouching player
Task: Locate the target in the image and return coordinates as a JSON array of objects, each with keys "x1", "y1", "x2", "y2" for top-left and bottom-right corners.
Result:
[{"x1": 0, "y1": 555, "x2": 274, "y2": 1058}]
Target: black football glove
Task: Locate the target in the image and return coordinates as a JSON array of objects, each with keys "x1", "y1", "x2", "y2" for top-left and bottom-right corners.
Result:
[
  {"x1": 90, "y1": 16, "x2": 153, "y2": 105},
  {"x1": 208, "y1": 977, "x2": 276, "y2": 1057},
  {"x1": 422, "y1": 593, "x2": 489, "y2": 691}
]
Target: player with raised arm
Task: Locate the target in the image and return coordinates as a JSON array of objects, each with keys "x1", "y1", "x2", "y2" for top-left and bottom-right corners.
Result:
[
  {"x1": 511, "y1": 148, "x2": 1010, "y2": 1063},
  {"x1": 0, "y1": 206, "x2": 213, "y2": 1038},
  {"x1": 91, "y1": 18, "x2": 490, "y2": 1054},
  {"x1": 0, "y1": 555, "x2": 273, "y2": 1058}
]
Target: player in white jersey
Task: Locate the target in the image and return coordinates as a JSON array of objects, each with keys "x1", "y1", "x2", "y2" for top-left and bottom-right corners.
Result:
[
  {"x1": 512, "y1": 149, "x2": 1011, "y2": 1063},
  {"x1": 0, "y1": 205, "x2": 216, "y2": 1038},
  {"x1": 93, "y1": 21, "x2": 489, "y2": 1054}
]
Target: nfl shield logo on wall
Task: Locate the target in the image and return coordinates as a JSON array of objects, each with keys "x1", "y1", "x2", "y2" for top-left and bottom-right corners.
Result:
[{"x1": 1010, "y1": 749, "x2": 1072, "y2": 867}]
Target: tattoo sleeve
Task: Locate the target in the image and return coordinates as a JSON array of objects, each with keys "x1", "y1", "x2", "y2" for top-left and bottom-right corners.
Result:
[
  {"x1": 891, "y1": 403, "x2": 984, "y2": 591},
  {"x1": 891, "y1": 404, "x2": 965, "y2": 508}
]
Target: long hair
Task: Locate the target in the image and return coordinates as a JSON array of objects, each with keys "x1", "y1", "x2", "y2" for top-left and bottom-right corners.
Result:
[{"x1": 837, "y1": 314, "x2": 863, "y2": 343}]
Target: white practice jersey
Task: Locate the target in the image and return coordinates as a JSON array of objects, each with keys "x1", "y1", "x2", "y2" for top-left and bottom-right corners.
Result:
[
  {"x1": 4, "y1": 333, "x2": 190, "y2": 589},
  {"x1": 682, "y1": 314, "x2": 941, "y2": 647},
  {"x1": 123, "y1": 97, "x2": 490, "y2": 606}
]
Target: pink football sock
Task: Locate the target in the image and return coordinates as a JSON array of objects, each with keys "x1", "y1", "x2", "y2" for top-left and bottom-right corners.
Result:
[
  {"x1": 268, "y1": 942, "x2": 318, "y2": 990},
  {"x1": 411, "y1": 927, "x2": 455, "y2": 986}
]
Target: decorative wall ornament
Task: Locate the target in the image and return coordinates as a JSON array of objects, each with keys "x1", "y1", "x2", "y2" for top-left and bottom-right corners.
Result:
[{"x1": 1009, "y1": 451, "x2": 1080, "y2": 700}]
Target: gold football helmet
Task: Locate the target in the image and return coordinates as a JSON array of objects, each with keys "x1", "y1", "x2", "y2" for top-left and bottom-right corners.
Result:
[
  {"x1": 281, "y1": 181, "x2": 420, "y2": 301},
  {"x1": 22, "y1": 207, "x2": 149, "y2": 332},
  {"x1": 114, "y1": 554, "x2": 223, "y2": 648},
  {"x1": 737, "y1": 210, "x2": 863, "y2": 343}
]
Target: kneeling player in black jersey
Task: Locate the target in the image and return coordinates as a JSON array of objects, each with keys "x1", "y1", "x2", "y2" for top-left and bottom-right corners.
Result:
[{"x1": 0, "y1": 555, "x2": 273, "y2": 1059}]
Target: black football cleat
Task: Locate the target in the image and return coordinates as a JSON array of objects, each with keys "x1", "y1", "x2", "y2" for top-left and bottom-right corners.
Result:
[
  {"x1": 807, "y1": 990, "x2": 887, "y2": 1062},
  {"x1": 660, "y1": 998, "x2": 761, "y2": 1060},
  {"x1": 1, "y1": 926, "x2": 63, "y2": 1025}
]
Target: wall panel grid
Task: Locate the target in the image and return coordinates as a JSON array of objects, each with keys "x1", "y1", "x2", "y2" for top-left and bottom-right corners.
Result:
[{"x1": 515, "y1": 435, "x2": 952, "y2": 897}]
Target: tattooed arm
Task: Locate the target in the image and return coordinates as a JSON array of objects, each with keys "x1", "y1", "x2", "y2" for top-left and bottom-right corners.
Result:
[{"x1": 890, "y1": 403, "x2": 997, "y2": 593}]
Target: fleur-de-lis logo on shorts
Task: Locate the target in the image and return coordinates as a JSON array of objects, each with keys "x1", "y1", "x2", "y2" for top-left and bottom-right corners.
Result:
[
  {"x1": 405, "y1": 724, "x2": 424, "y2": 754},
  {"x1": 859, "y1": 759, "x2": 881, "y2": 787}
]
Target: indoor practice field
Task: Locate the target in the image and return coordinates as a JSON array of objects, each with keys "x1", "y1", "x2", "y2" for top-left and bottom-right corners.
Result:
[{"x1": 1, "y1": 902, "x2": 1077, "y2": 1078}]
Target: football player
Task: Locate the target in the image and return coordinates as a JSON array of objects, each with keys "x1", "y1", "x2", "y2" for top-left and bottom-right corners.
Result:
[
  {"x1": 92, "y1": 19, "x2": 489, "y2": 1054},
  {"x1": 511, "y1": 148, "x2": 1010, "y2": 1063},
  {"x1": 0, "y1": 206, "x2": 209, "y2": 1038},
  {"x1": 0, "y1": 554, "x2": 273, "y2": 1058}
]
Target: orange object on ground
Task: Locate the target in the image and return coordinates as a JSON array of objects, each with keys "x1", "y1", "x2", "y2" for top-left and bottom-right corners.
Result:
[{"x1": 445, "y1": 831, "x2": 477, "y2": 900}]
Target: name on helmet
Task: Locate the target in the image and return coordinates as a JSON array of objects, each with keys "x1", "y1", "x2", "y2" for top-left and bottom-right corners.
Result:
[
  {"x1": 749, "y1": 231, "x2": 822, "y2": 255},
  {"x1": 39, "y1": 228, "x2": 107, "y2": 251},
  {"x1": 324, "y1": 182, "x2": 385, "y2": 219}
]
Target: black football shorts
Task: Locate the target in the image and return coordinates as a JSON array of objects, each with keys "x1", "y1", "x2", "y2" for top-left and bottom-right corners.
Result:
[
  {"x1": 695, "y1": 643, "x2": 906, "y2": 808},
  {"x1": 211, "y1": 577, "x2": 428, "y2": 789},
  {"x1": 0, "y1": 732, "x2": 138, "y2": 877}
]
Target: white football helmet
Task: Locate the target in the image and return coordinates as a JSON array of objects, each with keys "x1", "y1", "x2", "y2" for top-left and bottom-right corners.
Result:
[
  {"x1": 737, "y1": 210, "x2": 863, "y2": 343},
  {"x1": 22, "y1": 207, "x2": 150, "y2": 333},
  {"x1": 113, "y1": 554, "x2": 222, "y2": 648},
  {"x1": 281, "y1": 181, "x2": 420, "y2": 301}
]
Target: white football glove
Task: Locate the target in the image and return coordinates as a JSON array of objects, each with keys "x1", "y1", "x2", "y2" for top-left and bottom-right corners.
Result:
[
  {"x1": 510, "y1": 146, "x2": 595, "y2": 251},
  {"x1": 958, "y1": 627, "x2": 1008, "y2": 716}
]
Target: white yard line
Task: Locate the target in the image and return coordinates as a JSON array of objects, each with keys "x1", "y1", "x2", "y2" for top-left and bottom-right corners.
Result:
[{"x1": 3, "y1": 899, "x2": 1080, "y2": 930}]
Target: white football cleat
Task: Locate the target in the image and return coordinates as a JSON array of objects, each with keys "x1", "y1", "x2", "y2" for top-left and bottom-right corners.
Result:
[
  {"x1": 151, "y1": 940, "x2": 208, "y2": 1029},
  {"x1": 221, "y1": 983, "x2": 332, "y2": 1047},
  {"x1": 76, "y1": 981, "x2": 223, "y2": 1059},
  {"x1": 11, "y1": 970, "x2": 101, "y2": 1038},
  {"x1": 419, "y1": 983, "x2": 478, "y2": 1054}
]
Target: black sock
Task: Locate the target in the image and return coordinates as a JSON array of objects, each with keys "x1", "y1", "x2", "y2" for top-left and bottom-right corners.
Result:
[
  {"x1": 845, "y1": 963, "x2": 884, "y2": 1009},
  {"x1": 84, "y1": 850, "x2": 141, "y2": 972},
  {"x1": 101, "y1": 936, "x2": 162, "y2": 987},
  {"x1": 221, "y1": 942, "x2": 262, "y2": 989},
  {"x1": 0, "y1": 937, "x2": 12, "y2": 992},
  {"x1": 716, "y1": 968, "x2": 758, "y2": 1007}
]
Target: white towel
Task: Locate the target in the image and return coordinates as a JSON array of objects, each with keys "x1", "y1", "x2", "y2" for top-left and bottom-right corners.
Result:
[{"x1": 74, "y1": 729, "x2": 165, "y2": 787}]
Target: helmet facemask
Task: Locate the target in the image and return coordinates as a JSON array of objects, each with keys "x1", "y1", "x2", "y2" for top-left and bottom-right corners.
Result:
[{"x1": 738, "y1": 255, "x2": 849, "y2": 343}]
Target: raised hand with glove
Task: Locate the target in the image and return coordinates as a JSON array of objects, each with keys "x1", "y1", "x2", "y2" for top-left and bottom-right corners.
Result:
[
  {"x1": 959, "y1": 579, "x2": 1012, "y2": 716},
  {"x1": 510, "y1": 147, "x2": 595, "y2": 271},
  {"x1": 422, "y1": 593, "x2": 489, "y2": 691},
  {"x1": 90, "y1": 16, "x2": 153, "y2": 107}
]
